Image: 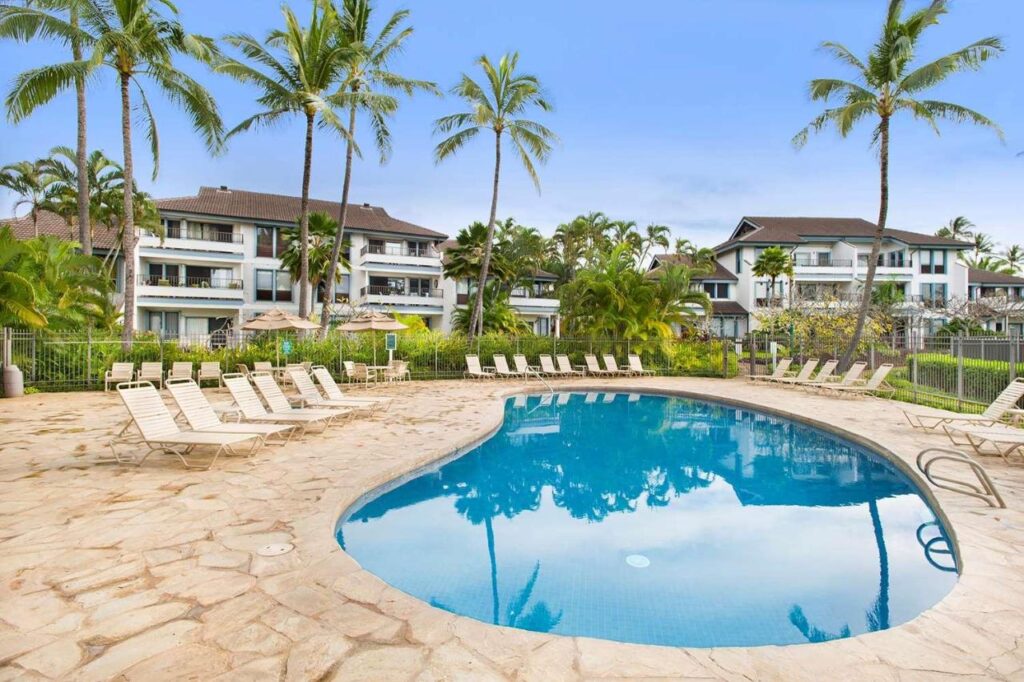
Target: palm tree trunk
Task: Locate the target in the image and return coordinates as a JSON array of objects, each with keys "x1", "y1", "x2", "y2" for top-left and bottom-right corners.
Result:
[
  {"x1": 119, "y1": 72, "x2": 136, "y2": 351},
  {"x1": 298, "y1": 111, "x2": 315, "y2": 318},
  {"x1": 485, "y1": 515, "x2": 499, "y2": 625},
  {"x1": 842, "y1": 116, "x2": 889, "y2": 371},
  {"x1": 469, "y1": 131, "x2": 502, "y2": 340},
  {"x1": 868, "y1": 497, "x2": 890, "y2": 631},
  {"x1": 320, "y1": 102, "x2": 357, "y2": 340},
  {"x1": 72, "y1": 3, "x2": 91, "y2": 256}
]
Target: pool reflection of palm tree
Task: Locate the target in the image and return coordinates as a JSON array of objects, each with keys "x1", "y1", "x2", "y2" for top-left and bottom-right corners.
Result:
[{"x1": 790, "y1": 469, "x2": 890, "y2": 642}]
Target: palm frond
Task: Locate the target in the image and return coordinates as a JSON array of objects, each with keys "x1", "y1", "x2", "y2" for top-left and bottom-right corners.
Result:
[
  {"x1": 133, "y1": 78, "x2": 161, "y2": 179},
  {"x1": 5, "y1": 59, "x2": 95, "y2": 122},
  {"x1": 898, "y1": 37, "x2": 1004, "y2": 95},
  {"x1": 433, "y1": 126, "x2": 481, "y2": 163}
]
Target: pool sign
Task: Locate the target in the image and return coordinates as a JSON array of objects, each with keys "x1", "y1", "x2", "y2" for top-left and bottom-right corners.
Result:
[
  {"x1": 281, "y1": 340, "x2": 293, "y2": 356},
  {"x1": 385, "y1": 333, "x2": 397, "y2": 351}
]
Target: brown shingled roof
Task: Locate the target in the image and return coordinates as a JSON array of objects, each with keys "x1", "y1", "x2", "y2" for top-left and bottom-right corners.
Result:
[
  {"x1": 156, "y1": 186, "x2": 447, "y2": 239},
  {"x1": 714, "y1": 216, "x2": 973, "y2": 252},
  {"x1": 711, "y1": 301, "x2": 748, "y2": 317},
  {"x1": 648, "y1": 254, "x2": 738, "y2": 281},
  {"x1": 1, "y1": 210, "x2": 119, "y2": 250},
  {"x1": 968, "y1": 268, "x2": 1024, "y2": 286}
]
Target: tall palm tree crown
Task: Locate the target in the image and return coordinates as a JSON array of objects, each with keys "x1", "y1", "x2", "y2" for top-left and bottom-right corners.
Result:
[
  {"x1": 935, "y1": 215, "x2": 975, "y2": 241},
  {"x1": 752, "y1": 246, "x2": 793, "y2": 307},
  {"x1": 794, "y1": 0, "x2": 1003, "y2": 368},
  {"x1": 0, "y1": 159, "x2": 51, "y2": 237},
  {"x1": 217, "y1": 0, "x2": 348, "y2": 319},
  {"x1": 318, "y1": 0, "x2": 438, "y2": 337},
  {"x1": 434, "y1": 52, "x2": 557, "y2": 340},
  {"x1": 0, "y1": 0, "x2": 98, "y2": 254},
  {"x1": 4, "y1": 0, "x2": 224, "y2": 347}
]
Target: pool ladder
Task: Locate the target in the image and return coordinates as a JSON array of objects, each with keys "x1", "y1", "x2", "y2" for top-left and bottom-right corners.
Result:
[{"x1": 916, "y1": 448, "x2": 1006, "y2": 509}]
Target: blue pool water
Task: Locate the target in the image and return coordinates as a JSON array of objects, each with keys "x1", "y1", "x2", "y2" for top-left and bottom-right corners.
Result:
[{"x1": 337, "y1": 392, "x2": 958, "y2": 647}]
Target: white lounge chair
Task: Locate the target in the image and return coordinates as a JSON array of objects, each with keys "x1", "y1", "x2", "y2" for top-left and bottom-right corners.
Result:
[
  {"x1": 464, "y1": 355, "x2": 495, "y2": 379},
  {"x1": 250, "y1": 373, "x2": 352, "y2": 426},
  {"x1": 539, "y1": 354, "x2": 569, "y2": 377},
  {"x1": 254, "y1": 361, "x2": 274, "y2": 373},
  {"x1": 804, "y1": 361, "x2": 866, "y2": 389},
  {"x1": 513, "y1": 354, "x2": 541, "y2": 378},
  {"x1": 584, "y1": 354, "x2": 615, "y2": 376},
  {"x1": 627, "y1": 354, "x2": 656, "y2": 376},
  {"x1": 818, "y1": 364, "x2": 895, "y2": 397},
  {"x1": 602, "y1": 355, "x2": 632, "y2": 376},
  {"x1": 166, "y1": 378, "x2": 294, "y2": 445},
  {"x1": 311, "y1": 366, "x2": 393, "y2": 410},
  {"x1": 782, "y1": 359, "x2": 838, "y2": 387},
  {"x1": 166, "y1": 361, "x2": 193, "y2": 382},
  {"x1": 350, "y1": 363, "x2": 377, "y2": 387},
  {"x1": 493, "y1": 354, "x2": 525, "y2": 379},
  {"x1": 942, "y1": 423, "x2": 1024, "y2": 464},
  {"x1": 223, "y1": 373, "x2": 333, "y2": 436},
  {"x1": 198, "y1": 361, "x2": 223, "y2": 387},
  {"x1": 904, "y1": 378, "x2": 1024, "y2": 431},
  {"x1": 136, "y1": 362, "x2": 163, "y2": 388},
  {"x1": 556, "y1": 355, "x2": 585, "y2": 377},
  {"x1": 772, "y1": 359, "x2": 826, "y2": 385},
  {"x1": 110, "y1": 381, "x2": 261, "y2": 469},
  {"x1": 105, "y1": 362, "x2": 134, "y2": 392},
  {"x1": 749, "y1": 358, "x2": 793, "y2": 382},
  {"x1": 287, "y1": 367, "x2": 382, "y2": 413}
]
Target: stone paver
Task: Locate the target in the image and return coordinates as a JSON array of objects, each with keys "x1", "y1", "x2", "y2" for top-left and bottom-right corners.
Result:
[{"x1": 1, "y1": 378, "x2": 1023, "y2": 679}]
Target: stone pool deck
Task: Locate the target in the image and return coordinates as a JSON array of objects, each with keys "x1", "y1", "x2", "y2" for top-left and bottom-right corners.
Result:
[{"x1": 0, "y1": 377, "x2": 1022, "y2": 680}]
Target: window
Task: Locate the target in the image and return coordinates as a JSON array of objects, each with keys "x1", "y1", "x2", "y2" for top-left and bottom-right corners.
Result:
[
  {"x1": 535, "y1": 317, "x2": 551, "y2": 336},
  {"x1": 148, "y1": 311, "x2": 179, "y2": 337},
  {"x1": 702, "y1": 282, "x2": 729, "y2": 299},
  {"x1": 255, "y1": 269, "x2": 292, "y2": 302},
  {"x1": 408, "y1": 241, "x2": 429, "y2": 257},
  {"x1": 409, "y1": 278, "x2": 431, "y2": 296},
  {"x1": 735, "y1": 250, "x2": 742, "y2": 274},
  {"x1": 162, "y1": 219, "x2": 181, "y2": 239},
  {"x1": 920, "y1": 250, "x2": 947, "y2": 274},
  {"x1": 920, "y1": 283, "x2": 947, "y2": 306},
  {"x1": 256, "y1": 227, "x2": 275, "y2": 258}
]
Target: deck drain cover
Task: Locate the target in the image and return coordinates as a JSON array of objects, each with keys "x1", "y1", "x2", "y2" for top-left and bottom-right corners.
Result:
[
  {"x1": 258, "y1": 543, "x2": 294, "y2": 557},
  {"x1": 625, "y1": 554, "x2": 650, "y2": 568}
]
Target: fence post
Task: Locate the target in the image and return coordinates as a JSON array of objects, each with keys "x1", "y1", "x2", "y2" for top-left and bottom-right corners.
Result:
[
  {"x1": 1010, "y1": 334, "x2": 1017, "y2": 382},
  {"x1": 870, "y1": 344, "x2": 875, "y2": 371},
  {"x1": 911, "y1": 352, "x2": 918, "y2": 403},
  {"x1": 87, "y1": 327, "x2": 93, "y2": 388},
  {"x1": 956, "y1": 332, "x2": 965, "y2": 411},
  {"x1": 748, "y1": 334, "x2": 757, "y2": 376},
  {"x1": 722, "y1": 339, "x2": 729, "y2": 378},
  {"x1": 434, "y1": 337, "x2": 439, "y2": 379}
]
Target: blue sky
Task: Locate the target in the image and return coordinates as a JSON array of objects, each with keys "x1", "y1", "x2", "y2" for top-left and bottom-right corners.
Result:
[{"x1": 1, "y1": 0, "x2": 1021, "y2": 249}]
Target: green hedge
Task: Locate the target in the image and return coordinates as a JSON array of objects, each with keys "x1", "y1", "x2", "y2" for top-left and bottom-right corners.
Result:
[
  {"x1": 908, "y1": 353, "x2": 1015, "y2": 405},
  {"x1": 10, "y1": 331, "x2": 738, "y2": 391}
]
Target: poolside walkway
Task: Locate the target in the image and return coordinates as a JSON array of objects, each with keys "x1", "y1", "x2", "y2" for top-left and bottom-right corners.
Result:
[{"x1": 0, "y1": 378, "x2": 1022, "y2": 680}]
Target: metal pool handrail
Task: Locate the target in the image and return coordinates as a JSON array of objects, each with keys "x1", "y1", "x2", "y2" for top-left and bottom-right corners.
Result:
[{"x1": 916, "y1": 447, "x2": 1006, "y2": 508}]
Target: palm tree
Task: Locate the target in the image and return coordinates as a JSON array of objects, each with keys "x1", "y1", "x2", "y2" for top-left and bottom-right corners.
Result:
[
  {"x1": 0, "y1": 160, "x2": 51, "y2": 237},
  {"x1": 935, "y1": 215, "x2": 974, "y2": 241},
  {"x1": 0, "y1": 0, "x2": 97, "y2": 254},
  {"x1": 6, "y1": 0, "x2": 223, "y2": 347},
  {"x1": 970, "y1": 232, "x2": 995, "y2": 259},
  {"x1": 752, "y1": 246, "x2": 792, "y2": 307},
  {"x1": 793, "y1": 0, "x2": 1003, "y2": 370},
  {"x1": 38, "y1": 145, "x2": 123, "y2": 242},
  {"x1": 962, "y1": 254, "x2": 1013, "y2": 274},
  {"x1": 278, "y1": 212, "x2": 347, "y2": 304},
  {"x1": 999, "y1": 244, "x2": 1024, "y2": 274},
  {"x1": 0, "y1": 226, "x2": 47, "y2": 327},
  {"x1": 434, "y1": 52, "x2": 557, "y2": 340},
  {"x1": 217, "y1": 0, "x2": 347, "y2": 319},
  {"x1": 639, "y1": 224, "x2": 671, "y2": 265},
  {"x1": 318, "y1": 0, "x2": 438, "y2": 338}
]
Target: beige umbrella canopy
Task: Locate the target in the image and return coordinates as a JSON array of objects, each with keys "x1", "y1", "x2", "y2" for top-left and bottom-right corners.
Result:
[
  {"x1": 337, "y1": 310, "x2": 408, "y2": 332},
  {"x1": 338, "y1": 311, "x2": 408, "y2": 366},
  {"x1": 241, "y1": 308, "x2": 319, "y2": 331}
]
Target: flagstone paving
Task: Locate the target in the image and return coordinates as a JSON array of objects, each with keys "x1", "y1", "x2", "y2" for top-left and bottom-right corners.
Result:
[{"x1": 1, "y1": 377, "x2": 1022, "y2": 680}]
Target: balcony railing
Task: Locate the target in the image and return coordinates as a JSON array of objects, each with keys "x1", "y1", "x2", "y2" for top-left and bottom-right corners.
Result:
[
  {"x1": 160, "y1": 227, "x2": 243, "y2": 244},
  {"x1": 359, "y1": 285, "x2": 442, "y2": 298},
  {"x1": 138, "y1": 274, "x2": 243, "y2": 289},
  {"x1": 360, "y1": 243, "x2": 438, "y2": 258},
  {"x1": 858, "y1": 258, "x2": 912, "y2": 268},
  {"x1": 510, "y1": 287, "x2": 558, "y2": 299},
  {"x1": 792, "y1": 257, "x2": 853, "y2": 268}
]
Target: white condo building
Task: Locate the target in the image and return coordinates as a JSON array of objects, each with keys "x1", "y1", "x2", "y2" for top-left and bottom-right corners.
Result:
[{"x1": 4, "y1": 186, "x2": 561, "y2": 337}]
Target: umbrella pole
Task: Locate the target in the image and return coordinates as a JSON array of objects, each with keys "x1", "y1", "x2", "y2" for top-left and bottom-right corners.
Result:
[{"x1": 276, "y1": 332, "x2": 280, "y2": 366}]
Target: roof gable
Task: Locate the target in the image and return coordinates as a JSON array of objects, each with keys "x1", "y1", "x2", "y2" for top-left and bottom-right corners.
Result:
[{"x1": 714, "y1": 216, "x2": 972, "y2": 252}]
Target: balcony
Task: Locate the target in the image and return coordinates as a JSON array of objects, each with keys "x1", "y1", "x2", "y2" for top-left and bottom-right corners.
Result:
[
  {"x1": 793, "y1": 257, "x2": 853, "y2": 268},
  {"x1": 358, "y1": 243, "x2": 442, "y2": 274},
  {"x1": 139, "y1": 226, "x2": 244, "y2": 257},
  {"x1": 136, "y1": 274, "x2": 245, "y2": 304},
  {"x1": 358, "y1": 284, "x2": 444, "y2": 309}
]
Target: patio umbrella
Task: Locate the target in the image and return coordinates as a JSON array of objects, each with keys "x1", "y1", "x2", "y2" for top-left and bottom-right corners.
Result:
[
  {"x1": 338, "y1": 311, "x2": 408, "y2": 366},
  {"x1": 241, "y1": 308, "x2": 319, "y2": 364}
]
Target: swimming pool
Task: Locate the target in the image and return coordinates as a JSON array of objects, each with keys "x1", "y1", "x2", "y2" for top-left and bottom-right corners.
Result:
[{"x1": 337, "y1": 392, "x2": 957, "y2": 648}]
